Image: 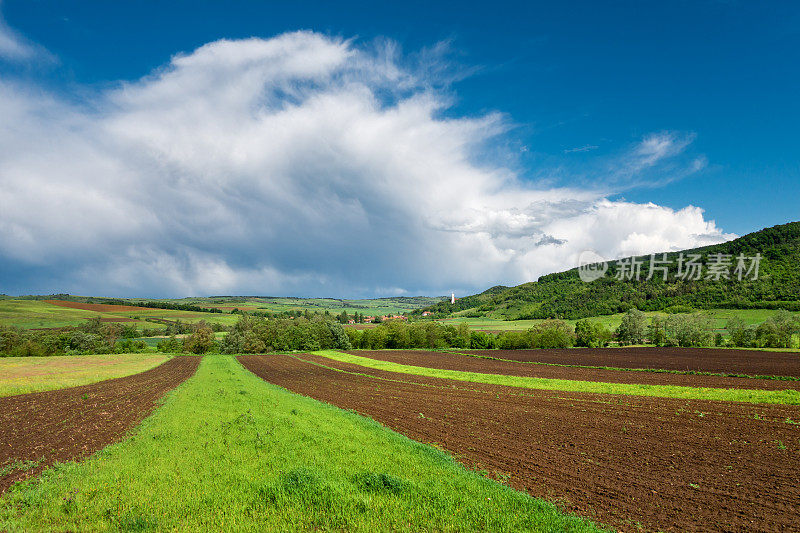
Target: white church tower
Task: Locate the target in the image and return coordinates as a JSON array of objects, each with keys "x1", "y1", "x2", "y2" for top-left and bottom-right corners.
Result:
[{"x1": 451, "y1": 292, "x2": 455, "y2": 304}]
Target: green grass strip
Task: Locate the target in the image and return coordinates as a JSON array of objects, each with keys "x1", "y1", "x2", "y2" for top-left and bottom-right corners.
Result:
[
  {"x1": 0, "y1": 356, "x2": 606, "y2": 532},
  {"x1": 314, "y1": 350, "x2": 800, "y2": 405}
]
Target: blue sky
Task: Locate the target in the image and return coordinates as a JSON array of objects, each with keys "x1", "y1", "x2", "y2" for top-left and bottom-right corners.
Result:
[{"x1": 0, "y1": 1, "x2": 797, "y2": 297}]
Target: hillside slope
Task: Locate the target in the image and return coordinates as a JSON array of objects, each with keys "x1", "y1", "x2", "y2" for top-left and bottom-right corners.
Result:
[{"x1": 418, "y1": 221, "x2": 800, "y2": 320}]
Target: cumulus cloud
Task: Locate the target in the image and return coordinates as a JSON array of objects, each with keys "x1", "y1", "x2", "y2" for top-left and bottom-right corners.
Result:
[{"x1": 0, "y1": 31, "x2": 734, "y2": 297}]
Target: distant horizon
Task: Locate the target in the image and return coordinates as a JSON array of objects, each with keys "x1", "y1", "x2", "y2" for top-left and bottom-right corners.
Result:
[{"x1": 1, "y1": 293, "x2": 451, "y2": 300}]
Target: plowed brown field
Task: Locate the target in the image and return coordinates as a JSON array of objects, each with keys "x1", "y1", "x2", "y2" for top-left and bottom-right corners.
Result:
[
  {"x1": 239, "y1": 353, "x2": 800, "y2": 533},
  {"x1": 461, "y1": 347, "x2": 800, "y2": 377},
  {"x1": 0, "y1": 356, "x2": 200, "y2": 493},
  {"x1": 44, "y1": 300, "x2": 151, "y2": 313},
  {"x1": 350, "y1": 350, "x2": 800, "y2": 390}
]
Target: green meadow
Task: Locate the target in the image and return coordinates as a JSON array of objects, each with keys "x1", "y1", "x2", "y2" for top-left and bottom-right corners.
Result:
[
  {"x1": 128, "y1": 296, "x2": 443, "y2": 316},
  {"x1": 0, "y1": 300, "x2": 100, "y2": 329},
  {"x1": 0, "y1": 354, "x2": 170, "y2": 397}
]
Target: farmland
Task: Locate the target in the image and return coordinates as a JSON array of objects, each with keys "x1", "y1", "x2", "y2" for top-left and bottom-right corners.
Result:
[
  {"x1": 0, "y1": 356, "x2": 601, "y2": 532},
  {"x1": 350, "y1": 349, "x2": 800, "y2": 390},
  {"x1": 0, "y1": 357, "x2": 199, "y2": 493},
  {"x1": 2, "y1": 6, "x2": 798, "y2": 531},
  {"x1": 0, "y1": 297, "x2": 444, "y2": 339},
  {"x1": 0, "y1": 299, "x2": 237, "y2": 330},
  {"x1": 0, "y1": 353, "x2": 170, "y2": 396},
  {"x1": 459, "y1": 347, "x2": 800, "y2": 377},
  {"x1": 240, "y1": 350, "x2": 800, "y2": 532},
  {"x1": 2, "y1": 310, "x2": 800, "y2": 531},
  {"x1": 311, "y1": 350, "x2": 800, "y2": 403},
  {"x1": 0, "y1": 345, "x2": 798, "y2": 530},
  {"x1": 0, "y1": 296, "x2": 443, "y2": 331},
  {"x1": 174, "y1": 295, "x2": 445, "y2": 315}
]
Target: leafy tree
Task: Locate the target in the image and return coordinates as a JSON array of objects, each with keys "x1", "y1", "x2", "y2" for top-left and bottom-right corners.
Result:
[
  {"x1": 183, "y1": 322, "x2": 217, "y2": 354},
  {"x1": 469, "y1": 330, "x2": 495, "y2": 349},
  {"x1": 121, "y1": 324, "x2": 139, "y2": 339},
  {"x1": 664, "y1": 313, "x2": 714, "y2": 347},
  {"x1": 752, "y1": 311, "x2": 800, "y2": 348},
  {"x1": 99, "y1": 323, "x2": 122, "y2": 349},
  {"x1": 726, "y1": 316, "x2": 754, "y2": 347},
  {"x1": 616, "y1": 309, "x2": 647, "y2": 345},
  {"x1": 326, "y1": 321, "x2": 352, "y2": 350},
  {"x1": 528, "y1": 319, "x2": 575, "y2": 348},
  {"x1": 575, "y1": 320, "x2": 611, "y2": 348},
  {"x1": 648, "y1": 317, "x2": 666, "y2": 346},
  {"x1": 157, "y1": 335, "x2": 183, "y2": 353}
]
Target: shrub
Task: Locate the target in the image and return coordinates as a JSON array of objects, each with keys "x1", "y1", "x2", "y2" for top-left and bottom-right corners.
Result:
[
  {"x1": 575, "y1": 320, "x2": 612, "y2": 348},
  {"x1": 528, "y1": 319, "x2": 575, "y2": 349},
  {"x1": 183, "y1": 322, "x2": 217, "y2": 354},
  {"x1": 616, "y1": 309, "x2": 647, "y2": 345},
  {"x1": 157, "y1": 335, "x2": 184, "y2": 353}
]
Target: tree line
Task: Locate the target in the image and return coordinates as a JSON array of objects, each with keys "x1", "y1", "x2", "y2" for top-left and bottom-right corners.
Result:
[
  {"x1": 4, "y1": 310, "x2": 798, "y2": 357},
  {"x1": 0, "y1": 318, "x2": 157, "y2": 357}
]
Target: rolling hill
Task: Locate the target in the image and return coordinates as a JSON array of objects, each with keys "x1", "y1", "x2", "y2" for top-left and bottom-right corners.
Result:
[{"x1": 417, "y1": 221, "x2": 800, "y2": 320}]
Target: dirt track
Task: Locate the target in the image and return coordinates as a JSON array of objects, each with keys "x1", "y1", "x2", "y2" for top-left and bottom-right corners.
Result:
[
  {"x1": 0, "y1": 356, "x2": 200, "y2": 493},
  {"x1": 240, "y1": 353, "x2": 800, "y2": 533},
  {"x1": 462, "y1": 347, "x2": 800, "y2": 377},
  {"x1": 350, "y1": 350, "x2": 800, "y2": 390}
]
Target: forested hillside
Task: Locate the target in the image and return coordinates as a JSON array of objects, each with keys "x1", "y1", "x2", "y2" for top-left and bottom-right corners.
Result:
[{"x1": 418, "y1": 221, "x2": 800, "y2": 320}]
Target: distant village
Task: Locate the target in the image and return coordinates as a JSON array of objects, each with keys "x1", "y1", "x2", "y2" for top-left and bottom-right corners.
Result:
[{"x1": 346, "y1": 314, "x2": 408, "y2": 324}]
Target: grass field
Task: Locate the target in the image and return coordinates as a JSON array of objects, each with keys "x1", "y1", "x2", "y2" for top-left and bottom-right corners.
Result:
[
  {"x1": 312, "y1": 350, "x2": 800, "y2": 404},
  {"x1": 443, "y1": 308, "x2": 800, "y2": 333},
  {"x1": 0, "y1": 300, "x2": 101, "y2": 329},
  {"x1": 3, "y1": 298, "x2": 796, "y2": 341},
  {"x1": 0, "y1": 354, "x2": 171, "y2": 397},
  {"x1": 0, "y1": 297, "x2": 439, "y2": 331},
  {"x1": 0, "y1": 355, "x2": 604, "y2": 532},
  {"x1": 173, "y1": 296, "x2": 445, "y2": 315}
]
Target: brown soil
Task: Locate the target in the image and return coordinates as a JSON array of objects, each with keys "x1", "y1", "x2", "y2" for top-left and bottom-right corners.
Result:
[
  {"x1": 239, "y1": 353, "x2": 800, "y2": 533},
  {"x1": 462, "y1": 347, "x2": 800, "y2": 378},
  {"x1": 44, "y1": 300, "x2": 152, "y2": 313},
  {"x1": 0, "y1": 356, "x2": 200, "y2": 493},
  {"x1": 350, "y1": 350, "x2": 800, "y2": 390}
]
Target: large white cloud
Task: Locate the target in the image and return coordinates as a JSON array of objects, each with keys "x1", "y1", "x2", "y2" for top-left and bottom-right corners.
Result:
[{"x1": 0, "y1": 31, "x2": 734, "y2": 297}]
